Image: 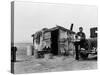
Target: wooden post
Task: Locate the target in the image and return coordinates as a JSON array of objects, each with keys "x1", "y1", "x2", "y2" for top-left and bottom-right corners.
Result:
[{"x1": 11, "y1": 46, "x2": 17, "y2": 62}]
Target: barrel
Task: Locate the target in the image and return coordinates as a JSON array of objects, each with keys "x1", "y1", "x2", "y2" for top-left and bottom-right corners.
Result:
[{"x1": 27, "y1": 45, "x2": 33, "y2": 56}]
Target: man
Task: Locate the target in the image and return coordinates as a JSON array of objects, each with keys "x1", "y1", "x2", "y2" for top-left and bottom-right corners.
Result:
[{"x1": 74, "y1": 27, "x2": 86, "y2": 60}]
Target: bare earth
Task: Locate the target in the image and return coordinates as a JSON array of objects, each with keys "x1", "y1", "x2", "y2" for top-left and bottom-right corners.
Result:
[
  {"x1": 14, "y1": 54, "x2": 97, "y2": 74},
  {"x1": 13, "y1": 43, "x2": 97, "y2": 74}
]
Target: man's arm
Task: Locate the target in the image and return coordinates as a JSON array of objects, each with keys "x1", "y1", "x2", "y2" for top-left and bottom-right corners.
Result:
[
  {"x1": 75, "y1": 32, "x2": 86, "y2": 40},
  {"x1": 82, "y1": 33, "x2": 86, "y2": 39}
]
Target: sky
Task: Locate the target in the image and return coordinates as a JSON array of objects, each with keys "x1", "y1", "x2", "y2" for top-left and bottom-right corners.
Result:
[{"x1": 14, "y1": 1, "x2": 98, "y2": 43}]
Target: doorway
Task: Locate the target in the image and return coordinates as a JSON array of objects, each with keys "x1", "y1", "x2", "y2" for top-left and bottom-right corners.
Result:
[{"x1": 51, "y1": 29, "x2": 59, "y2": 55}]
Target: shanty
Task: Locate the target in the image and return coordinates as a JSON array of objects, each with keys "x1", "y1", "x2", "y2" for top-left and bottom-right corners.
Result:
[{"x1": 31, "y1": 24, "x2": 75, "y2": 58}]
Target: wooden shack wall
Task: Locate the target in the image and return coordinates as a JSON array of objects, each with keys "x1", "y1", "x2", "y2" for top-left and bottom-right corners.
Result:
[
  {"x1": 33, "y1": 31, "x2": 51, "y2": 52},
  {"x1": 58, "y1": 29, "x2": 75, "y2": 55},
  {"x1": 34, "y1": 35, "x2": 43, "y2": 51},
  {"x1": 43, "y1": 32, "x2": 51, "y2": 48},
  {"x1": 33, "y1": 29, "x2": 75, "y2": 56}
]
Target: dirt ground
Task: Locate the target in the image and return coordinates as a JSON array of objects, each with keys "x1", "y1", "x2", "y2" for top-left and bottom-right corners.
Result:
[
  {"x1": 14, "y1": 54, "x2": 97, "y2": 74},
  {"x1": 13, "y1": 43, "x2": 97, "y2": 74}
]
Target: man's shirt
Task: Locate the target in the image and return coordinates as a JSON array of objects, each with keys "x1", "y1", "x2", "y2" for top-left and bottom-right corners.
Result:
[{"x1": 76, "y1": 32, "x2": 86, "y2": 40}]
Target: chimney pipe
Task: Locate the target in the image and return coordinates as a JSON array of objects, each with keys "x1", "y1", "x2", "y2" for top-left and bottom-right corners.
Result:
[{"x1": 70, "y1": 23, "x2": 74, "y2": 31}]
